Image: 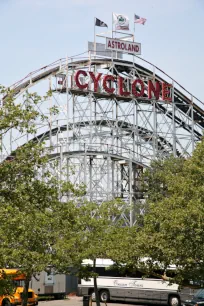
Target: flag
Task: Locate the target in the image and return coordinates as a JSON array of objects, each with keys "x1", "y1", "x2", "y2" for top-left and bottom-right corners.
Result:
[
  {"x1": 95, "y1": 18, "x2": 108, "y2": 27},
  {"x1": 134, "y1": 14, "x2": 147, "y2": 25},
  {"x1": 113, "y1": 13, "x2": 129, "y2": 30}
]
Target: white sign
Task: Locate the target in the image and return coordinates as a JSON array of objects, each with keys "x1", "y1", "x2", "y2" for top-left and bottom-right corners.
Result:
[
  {"x1": 45, "y1": 273, "x2": 55, "y2": 285},
  {"x1": 106, "y1": 38, "x2": 141, "y2": 55}
]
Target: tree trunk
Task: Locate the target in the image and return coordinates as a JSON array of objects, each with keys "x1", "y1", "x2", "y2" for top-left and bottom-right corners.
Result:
[
  {"x1": 22, "y1": 276, "x2": 30, "y2": 306},
  {"x1": 93, "y1": 259, "x2": 100, "y2": 306}
]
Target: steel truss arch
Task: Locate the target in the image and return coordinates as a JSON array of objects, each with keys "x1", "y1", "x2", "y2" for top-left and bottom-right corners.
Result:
[
  {"x1": 2, "y1": 52, "x2": 203, "y2": 225},
  {"x1": 29, "y1": 119, "x2": 181, "y2": 158}
]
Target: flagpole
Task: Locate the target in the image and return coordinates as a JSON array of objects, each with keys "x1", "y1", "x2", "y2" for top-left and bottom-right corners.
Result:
[
  {"x1": 112, "y1": 12, "x2": 113, "y2": 38},
  {"x1": 94, "y1": 17, "x2": 96, "y2": 57},
  {"x1": 133, "y1": 14, "x2": 135, "y2": 41},
  {"x1": 111, "y1": 13, "x2": 114, "y2": 60}
]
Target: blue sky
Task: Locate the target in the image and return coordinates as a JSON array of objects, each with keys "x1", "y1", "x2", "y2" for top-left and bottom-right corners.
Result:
[{"x1": 1, "y1": 0, "x2": 204, "y2": 100}]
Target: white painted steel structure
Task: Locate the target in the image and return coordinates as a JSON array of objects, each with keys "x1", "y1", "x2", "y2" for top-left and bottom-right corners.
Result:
[{"x1": 2, "y1": 51, "x2": 204, "y2": 226}]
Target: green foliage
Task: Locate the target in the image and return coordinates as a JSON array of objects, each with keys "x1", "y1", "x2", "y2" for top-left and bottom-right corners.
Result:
[
  {"x1": 53, "y1": 199, "x2": 125, "y2": 306},
  {"x1": 121, "y1": 141, "x2": 204, "y2": 285},
  {"x1": 0, "y1": 271, "x2": 15, "y2": 296},
  {"x1": 0, "y1": 88, "x2": 48, "y2": 136},
  {"x1": 54, "y1": 199, "x2": 124, "y2": 273},
  {"x1": 0, "y1": 87, "x2": 62, "y2": 305},
  {"x1": 0, "y1": 85, "x2": 128, "y2": 306}
]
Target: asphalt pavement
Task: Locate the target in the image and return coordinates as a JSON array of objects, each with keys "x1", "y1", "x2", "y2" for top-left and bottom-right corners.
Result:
[{"x1": 38, "y1": 296, "x2": 144, "y2": 306}]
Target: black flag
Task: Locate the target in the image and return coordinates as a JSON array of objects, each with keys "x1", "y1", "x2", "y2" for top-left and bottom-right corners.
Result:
[{"x1": 95, "y1": 18, "x2": 108, "y2": 27}]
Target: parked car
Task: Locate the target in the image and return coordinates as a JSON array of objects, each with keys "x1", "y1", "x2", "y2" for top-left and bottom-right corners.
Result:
[{"x1": 183, "y1": 289, "x2": 204, "y2": 306}]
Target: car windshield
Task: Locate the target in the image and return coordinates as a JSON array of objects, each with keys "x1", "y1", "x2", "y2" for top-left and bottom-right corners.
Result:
[{"x1": 194, "y1": 289, "x2": 204, "y2": 299}]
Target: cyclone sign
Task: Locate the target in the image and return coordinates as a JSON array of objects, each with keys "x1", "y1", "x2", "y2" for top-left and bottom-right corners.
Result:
[{"x1": 72, "y1": 70, "x2": 172, "y2": 102}]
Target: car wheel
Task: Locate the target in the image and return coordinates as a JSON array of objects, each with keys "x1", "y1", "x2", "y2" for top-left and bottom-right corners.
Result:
[
  {"x1": 100, "y1": 290, "x2": 110, "y2": 302},
  {"x1": 3, "y1": 300, "x2": 11, "y2": 306},
  {"x1": 169, "y1": 295, "x2": 180, "y2": 306}
]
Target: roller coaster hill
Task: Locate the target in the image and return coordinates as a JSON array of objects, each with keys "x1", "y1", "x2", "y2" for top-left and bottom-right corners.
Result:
[{"x1": 2, "y1": 46, "x2": 204, "y2": 226}]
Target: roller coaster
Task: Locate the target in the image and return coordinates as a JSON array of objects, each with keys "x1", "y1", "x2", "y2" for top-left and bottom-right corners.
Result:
[{"x1": 2, "y1": 51, "x2": 203, "y2": 225}]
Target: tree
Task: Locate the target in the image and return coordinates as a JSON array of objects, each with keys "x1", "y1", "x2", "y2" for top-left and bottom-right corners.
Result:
[
  {"x1": 53, "y1": 199, "x2": 124, "y2": 306},
  {"x1": 0, "y1": 87, "x2": 66, "y2": 306},
  {"x1": 118, "y1": 139, "x2": 204, "y2": 286},
  {"x1": 0, "y1": 144, "x2": 62, "y2": 306},
  {"x1": 0, "y1": 86, "x2": 124, "y2": 306},
  {"x1": 0, "y1": 86, "x2": 107, "y2": 306},
  {"x1": 0, "y1": 271, "x2": 16, "y2": 296}
]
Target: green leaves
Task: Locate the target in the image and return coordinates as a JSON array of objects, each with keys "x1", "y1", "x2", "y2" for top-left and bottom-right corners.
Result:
[
  {"x1": 0, "y1": 271, "x2": 15, "y2": 296},
  {"x1": 0, "y1": 89, "x2": 42, "y2": 137},
  {"x1": 106, "y1": 141, "x2": 204, "y2": 285},
  {"x1": 53, "y1": 199, "x2": 124, "y2": 271},
  {"x1": 53, "y1": 199, "x2": 126, "y2": 306},
  {"x1": 0, "y1": 87, "x2": 62, "y2": 303},
  {"x1": 129, "y1": 141, "x2": 204, "y2": 284}
]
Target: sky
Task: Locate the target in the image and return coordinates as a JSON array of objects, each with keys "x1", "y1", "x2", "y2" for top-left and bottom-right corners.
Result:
[{"x1": 1, "y1": 0, "x2": 204, "y2": 100}]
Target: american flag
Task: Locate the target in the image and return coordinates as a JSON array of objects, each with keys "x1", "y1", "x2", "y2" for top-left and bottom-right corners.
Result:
[{"x1": 134, "y1": 14, "x2": 147, "y2": 25}]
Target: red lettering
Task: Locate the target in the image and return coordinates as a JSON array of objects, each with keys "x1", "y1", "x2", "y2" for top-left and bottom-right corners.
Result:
[
  {"x1": 162, "y1": 83, "x2": 172, "y2": 102},
  {"x1": 89, "y1": 72, "x2": 102, "y2": 92},
  {"x1": 108, "y1": 40, "x2": 111, "y2": 48},
  {"x1": 132, "y1": 79, "x2": 145, "y2": 97},
  {"x1": 75, "y1": 70, "x2": 88, "y2": 89},
  {"x1": 103, "y1": 75, "x2": 115, "y2": 94},
  {"x1": 128, "y1": 44, "x2": 132, "y2": 51},
  {"x1": 148, "y1": 80, "x2": 160, "y2": 100},
  {"x1": 118, "y1": 42, "x2": 121, "y2": 49},
  {"x1": 112, "y1": 41, "x2": 115, "y2": 48},
  {"x1": 118, "y1": 77, "x2": 130, "y2": 96},
  {"x1": 121, "y1": 43, "x2": 125, "y2": 50}
]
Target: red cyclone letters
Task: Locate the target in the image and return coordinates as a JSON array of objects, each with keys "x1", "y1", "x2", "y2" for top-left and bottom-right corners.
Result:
[
  {"x1": 118, "y1": 77, "x2": 130, "y2": 96},
  {"x1": 73, "y1": 70, "x2": 171, "y2": 102},
  {"x1": 75, "y1": 70, "x2": 88, "y2": 89},
  {"x1": 103, "y1": 75, "x2": 115, "y2": 94},
  {"x1": 132, "y1": 79, "x2": 145, "y2": 97},
  {"x1": 148, "y1": 80, "x2": 160, "y2": 100},
  {"x1": 89, "y1": 72, "x2": 102, "y2": 92},
  {"x1": 162, "y1": 83, "x2": 172, "y2": 101}
]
